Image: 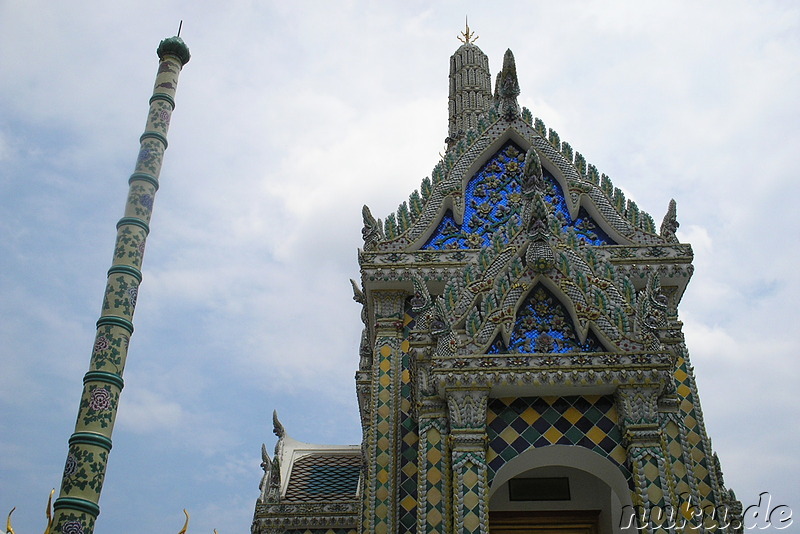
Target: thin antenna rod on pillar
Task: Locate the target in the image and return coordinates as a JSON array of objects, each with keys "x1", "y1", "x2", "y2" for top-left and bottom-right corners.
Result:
[{"x1": 177, "y1": 20, "x2": 183, "y2": 37}]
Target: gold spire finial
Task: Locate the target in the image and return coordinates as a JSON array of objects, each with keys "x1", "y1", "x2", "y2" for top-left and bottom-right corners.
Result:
[
  {"x1": 43, "y1": 490, "x2": 54, "y2": 534},
  {"x1": 457, "y1": 16, "x2": 478, "y2": 44},
  {"x1": 177, "y1": 510, "x2": 190, "y2": 534},
  {"x1": 6, "y1": 507, "x2": 16, "y2": 534},
  {"x1": 5, "y1": 490, "x2": 55, "y2": 534}
]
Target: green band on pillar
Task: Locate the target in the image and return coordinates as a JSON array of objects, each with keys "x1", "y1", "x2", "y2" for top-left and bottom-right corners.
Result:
[
  {"x1": 116, "y1": 217, "x2": 150, "y2": 235},
  {"x1": 149, "y1": 93, "x2": 176, "y2": 109},
  {"x1": 107, "y1": 265, "x2": 143, "y2": 283},
  {"x1": 53, "y1": 497, "x2": 101, "y2": 517},
  {"x1": 96, "y1": 316, "x2": 134, "y2": 334},
  {"x1": 140, "y1": 131, "x2": 168, "y2": 148},
  {"x1": 83, "y1": 371, "x2": 125, "y2": 390},
  {"x1": 129, "y1": 172, "x2": 160, "y2": 191},
  {"x1": 69, "y1": 432, "x2": 113, "y2": 451}
]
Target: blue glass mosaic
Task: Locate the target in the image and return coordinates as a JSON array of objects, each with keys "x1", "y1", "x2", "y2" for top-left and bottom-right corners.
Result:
[
  {"x1": 488, "y1": 285, "x2": 603, "y2": 354},
  {"x1": 422, "y1": 141, "x2": 615, "y2": 249}
]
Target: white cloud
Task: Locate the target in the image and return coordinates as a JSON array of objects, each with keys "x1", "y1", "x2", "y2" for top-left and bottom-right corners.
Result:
[{"x1": 117, "y1": 388, "x2": 186, "y2": 434}]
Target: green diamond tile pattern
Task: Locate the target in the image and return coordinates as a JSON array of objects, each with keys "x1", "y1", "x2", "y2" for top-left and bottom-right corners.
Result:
[
  {"x1": 283, "y1": 530, "x2": 356, "y2": 534},
  {"x1": 487, "y1": 396, "x2": 630, "y2": 487},
  {"x1": 397, "y1": 302, "x2": 419, "y2": 533},
  {"x1": 283, "y1": 453, "x2": 361, "y2": 502}
]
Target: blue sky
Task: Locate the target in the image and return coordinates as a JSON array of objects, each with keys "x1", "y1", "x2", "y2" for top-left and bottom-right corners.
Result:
[{"x1": 1, "y1": 1, "x2": 798, "y2": 532}]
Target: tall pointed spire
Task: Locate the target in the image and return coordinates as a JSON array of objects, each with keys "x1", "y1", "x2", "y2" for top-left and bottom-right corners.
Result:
[
  {"x1": 50, "y1": 35, "x2": 190, "y2": 534},
  {"x1": 447, "y1": 20, "x2": 492, "y2": 147},
  {"x1": 495, "y1": 49, "x2": 520, "y2": 119}
]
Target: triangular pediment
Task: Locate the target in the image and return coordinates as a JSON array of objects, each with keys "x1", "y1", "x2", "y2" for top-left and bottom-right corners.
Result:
[
  {"x1": 488, "y1": 284, "x2": 606, "y2": 354},
  {"x1": 422, "y1": 141, "x2": 616, "y2": 251}
]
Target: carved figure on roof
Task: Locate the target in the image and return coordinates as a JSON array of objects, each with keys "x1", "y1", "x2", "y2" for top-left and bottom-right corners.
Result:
[
  {"x1": 361, "y1": 205, "x2": 382, "y2": 251},
  {"x1": 410, "y1": 273, "x2": 434, "y2": 331},
  {"x1": 521, "y1": 148, "x2": 544, "y2": 195},
  {"x1": 660, "y1": 198, "x2": 680, "y2": 243},
  {"x1": 495, "y1": 49, "x2": 520, "y2": 119},
  {"x1": 431, "y1": 299, "x2": 457, "y2": 357},
  {"x1": 351, "y1": 279, "x2": 372, "y2": 370},
  {"x1": 258, "y1": 443, "x2": 271, "y2": 503},
  {"x1": 524, "y1": 193, "x2": 556, "y2": 273}
]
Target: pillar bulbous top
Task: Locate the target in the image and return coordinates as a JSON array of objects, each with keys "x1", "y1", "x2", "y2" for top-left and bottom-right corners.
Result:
[{"x1": 157, "y1": 36, "x2": 191, "y2": 66}]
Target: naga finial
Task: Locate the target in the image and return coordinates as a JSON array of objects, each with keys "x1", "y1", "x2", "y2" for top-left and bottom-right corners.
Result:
[
  {"x1": 350, "y1": 279, "x2": 366, "y2": 305},
  {"x1": 660, "y1": 199, "x2": 679, "y2": 243},
  {"x1": 272, "y1": 410, "x2": 285, "y2": 439},
  {"x1": 457, "y1": 16, "x2": 478, "y2": 44},
  {"x1": 361, "y1": 205, "x2": 382, "y2": 251}
]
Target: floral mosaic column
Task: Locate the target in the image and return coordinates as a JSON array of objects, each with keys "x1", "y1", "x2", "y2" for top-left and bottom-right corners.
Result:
[
  {"x1": 446, "y1": 389, "x2": 490, "y2": 534},
  {"x1": 51, "y1": 36, "x2": 190, "y2": 534},
  {"x1": 361, "y1": 291, "x2": 405, "y2": 534}
]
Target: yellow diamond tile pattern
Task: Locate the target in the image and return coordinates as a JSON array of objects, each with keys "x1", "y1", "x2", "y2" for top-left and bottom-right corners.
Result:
[
  {"x1": 670, "y1": 356, "x2": 718, "y2": 504},
  {"x1": 424, "y1": 426, "x2": 446, "y2": 534},
  {"x1": 459, "y1": 462, "x2": 484, "y2": 534},
  {"x1": 487, "y1": 396, "x2": 629, "y2": 486}
]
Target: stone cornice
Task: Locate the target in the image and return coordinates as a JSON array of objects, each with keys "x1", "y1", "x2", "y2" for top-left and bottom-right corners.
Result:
[
  {"x1": 253, "y1": 501, "x2": 359, "y2": 530},
  {"x1": 429, "y1": 351, "x2": 673, "y2": 392}
]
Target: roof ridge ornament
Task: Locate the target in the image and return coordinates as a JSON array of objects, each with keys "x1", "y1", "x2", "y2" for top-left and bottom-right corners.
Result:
[
  {"x1": 660, "y1": 199, "x2": 680, "y2": 243},
  {"x1": 457, "y1": 16, "x2": 478, "y2": 44},
  {"x1": 525, "y1": 192, "x2": 556, "y2": 273},
  {"x1": 495, "y1": 49, "x2": 521, "y2": 119},
  {"x1": 521, "y1": 148, "x2": 544, "y2": 195}
]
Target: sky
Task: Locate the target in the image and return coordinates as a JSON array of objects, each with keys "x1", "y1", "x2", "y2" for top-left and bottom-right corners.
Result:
[{"x1": 1, "y1": 1, "x2": 798, "y2": 532}]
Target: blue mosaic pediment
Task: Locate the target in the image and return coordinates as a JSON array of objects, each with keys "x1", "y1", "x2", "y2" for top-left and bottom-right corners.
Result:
[
  {"x1": 489, "y1": 285, "x2": 604, "y2": 354},
  {"x1": 422, "y1": 141, "x2": 614, "y2": 250}
]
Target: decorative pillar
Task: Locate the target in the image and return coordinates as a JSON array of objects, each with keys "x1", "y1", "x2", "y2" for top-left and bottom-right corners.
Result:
[
  {"x1": 446, "y1": 389, "x2": 490, "y2": 534},
  {"x1": 361, "y1": 291, "x2": 405, "y2": 534},
  {"x1": 52, "y1": 36, "x2": 190, "y2": 534},
  {"x1": 615, "y1": 384, "x2": 669, "y2": 534}
]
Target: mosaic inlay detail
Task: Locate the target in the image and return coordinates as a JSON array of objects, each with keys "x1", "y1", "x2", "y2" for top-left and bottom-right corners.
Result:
[
  {"x1": 489, "y1": 285, "x2": 604, "y2": 354},
  {"x1": 423, "y1": 141, "x2": 614, "y2": 250},
  {"x1": 398, "y1": 301, "x2": 419, "y2": 532},
  {"x1": 487, "y1": 396, "x2": 629, "y2": 486}
]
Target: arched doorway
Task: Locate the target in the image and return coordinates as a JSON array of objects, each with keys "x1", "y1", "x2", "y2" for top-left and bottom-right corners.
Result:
[{"x1": 488, "y1": 445, "x2": 635, "y2": 534}]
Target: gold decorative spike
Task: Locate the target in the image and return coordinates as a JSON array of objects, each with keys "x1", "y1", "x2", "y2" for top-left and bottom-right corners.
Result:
[
  {"x1": 177, "y1": 509, "x2": 190, "y2": 534},
  {"x1": 43, "y1": 490, "x2": 55, "y2": 534},
  {"x1": 6, "y1": 507, "x2": 16, "y2": 534},
  {"x1": 457, "y1": 16, "x2": 478, "y2": 44}
]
